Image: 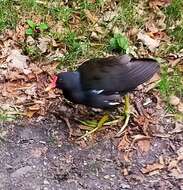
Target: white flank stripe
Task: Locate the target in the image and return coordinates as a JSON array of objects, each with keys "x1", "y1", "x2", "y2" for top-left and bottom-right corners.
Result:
[
  {"x1": 108, "y1": 102, "x2": 120, "y2": 106},
  {"x1": 92, "y1": 89, "x2": 104, "y2": 94}
]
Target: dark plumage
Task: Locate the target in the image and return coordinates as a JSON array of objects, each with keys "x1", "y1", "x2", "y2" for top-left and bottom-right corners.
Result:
[{"x1": 51, "y1": 55, "x2": 159, "y2": 109}]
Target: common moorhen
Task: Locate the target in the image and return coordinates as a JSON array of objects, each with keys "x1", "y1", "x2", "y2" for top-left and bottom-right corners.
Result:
[{"x1": 46, "y1": 55, "x2": 159, "y2": 136}]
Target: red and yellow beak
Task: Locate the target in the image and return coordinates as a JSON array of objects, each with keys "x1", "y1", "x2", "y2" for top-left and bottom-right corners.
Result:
[{"x1": 45, "y1": 75, "x2": 58, "y2": 92}]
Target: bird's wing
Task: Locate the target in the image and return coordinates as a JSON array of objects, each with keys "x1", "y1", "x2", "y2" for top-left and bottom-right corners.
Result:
[{"x1": 78, "y1": 55, "x2": 159, "y2": 94}]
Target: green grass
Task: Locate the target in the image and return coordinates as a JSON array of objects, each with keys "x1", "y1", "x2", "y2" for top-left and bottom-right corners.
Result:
[
  {"x1": 0, "y1": 0, "x2": 18, "y2": 32},
  {"x1": 117, "y1": 0, "x2": 145, "y2": 31},
  {"x1": 156, "y1": 0, "x2": 183, "y2": 113},
  {"x1": 163, "y1": 0, "x2": 183, "y2": 52},
  {"x1": 158, "y1": 65, "x2": 183, "y2": 113},
  {"x1": 164, "y1": 0, "x2": 183, "y2": 22}
]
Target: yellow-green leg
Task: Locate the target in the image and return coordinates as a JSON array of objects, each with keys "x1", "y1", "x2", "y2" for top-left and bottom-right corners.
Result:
[
  {"x1": 78, "y1": 114, "x2": 109, "y2": 140},
  {"x1": 116, "y1": 94, "x2": 130, "y2": 137}
]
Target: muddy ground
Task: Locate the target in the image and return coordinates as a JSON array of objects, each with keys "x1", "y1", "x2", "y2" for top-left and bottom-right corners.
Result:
[{"x1": 0, "y1": 110, "x2": 182, "y2": 190}]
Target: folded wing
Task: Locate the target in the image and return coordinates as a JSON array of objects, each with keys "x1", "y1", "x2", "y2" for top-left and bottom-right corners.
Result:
[{"x1": 78, "y1": 55, "x2": 160, "y2": 94}]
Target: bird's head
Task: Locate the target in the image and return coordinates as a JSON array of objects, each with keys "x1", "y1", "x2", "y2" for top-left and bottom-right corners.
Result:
[{"x1": 45, "y1": 72, "x2": 79, "y2": 92}]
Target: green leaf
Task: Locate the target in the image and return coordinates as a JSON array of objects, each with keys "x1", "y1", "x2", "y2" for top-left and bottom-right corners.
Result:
[
  {"x1": 27, "y1": 19, "x2": 35, "y2": 29},
  {"x1": 25, "y1": 28, "x2": 33, "y2": 35},
  {"x1": 39, "y1": 23, "x2": 48, "y2": 31},
  {"x1": 116, "y1": 34, "x2": 129, "y2": 51},
  {"x1": 109, "y1": 38, "x2": 118, "y2": 50},
  {"x1": 109, "y1": 33, "x2": 129, "y2": 53}
]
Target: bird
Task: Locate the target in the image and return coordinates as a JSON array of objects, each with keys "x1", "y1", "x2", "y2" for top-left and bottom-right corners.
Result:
[{"x1": 45, "y1": 54, "x2": 159, "y2": 137}]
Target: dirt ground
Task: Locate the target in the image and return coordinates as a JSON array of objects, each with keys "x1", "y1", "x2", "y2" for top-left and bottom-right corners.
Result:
[{"x1": 0, "y1": 108, "x2": 182, "y2": 190}]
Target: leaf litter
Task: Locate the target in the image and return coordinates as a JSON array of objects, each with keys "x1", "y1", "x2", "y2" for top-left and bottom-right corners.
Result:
[{"x1": 0, "y1": 28, "x2": 62, "y2": 119}]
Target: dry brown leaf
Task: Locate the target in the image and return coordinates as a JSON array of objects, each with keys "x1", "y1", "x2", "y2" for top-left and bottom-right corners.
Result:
[
  {"x1": 26, "y1": 36, "x2": 35, "y2": 45},
  {"x1": 145, "y1": 21, "x2": 159, "y2": 33},
  {"x1": 29, "y1": 64, "x2": 42, "y2": 75},
  {"x1": 169, "y1": 169, "x2": 183, "y2": 179},
  {"x1": 103, "y1": 11, "x2": 118, "y2": 22},
  {"x1": 168, "y1": 160, "x2": 179, "y2": 170},
  {"x1": 137, "y1": 139, "x2": 151, "y2": 153},
  {"x1": 177, "y1": 147, "x2": 183, "y2": 159},
  {"x1": 149, "y1": 0, "x2": 171, "y2": 8},
  {"x1": 6, "y1": 71, "x2": 27, "y2": 81},
  {"x1": 169, "y1": 95, "x2": 180, "y2": 106},
  {"x1": 141, "y1": 162, "x2": 164, "y2": 174},
  {"x1": 169, "y1": 122, "x2": 183, "y2": 134},
  {"x1": 25, "y1": 110, "x2": 38, "y2": 118},
  {"x1": 14, "y1": 24, "x2": 26, "y2": 42},
  {"x1": 31, "y1": 147, "x2": 48, "y2": 158},
  {"x1": 6, "y1": 49, "x2": 31, "y2": 75},
  {"x1": 177, "y1": 102, "x2": 183, "y2": 113},
  {"x1": 90, "y1": 32, "x2": 100, "y2": 41},
  {"x1": 177, "y1": 63, "x2": 183, "y2": 72},
  {"x1": 123, "y1": 168, "x2": 129, "y2": 176},
  {"x1": 28, "y1": 104, "x2": 40, "y2": 111},
  {"x1": 42, "y1": 62, "x2": 60, "y2": 75},
  {"x1": 84, "y1": 10, "x2": 98, "y2": 23},
  {"x1": 118, "y1": 134, "x2": 130, "y2": 151},
  {"x1": 37, "y1": 37, "x2": 50, "y2": 53},
  {"x1": 137, "y1": 32, "x2": 160, "y2": 52},
  {"x1": 169, "y1": 58, "x2": 181, "y2": 68}
]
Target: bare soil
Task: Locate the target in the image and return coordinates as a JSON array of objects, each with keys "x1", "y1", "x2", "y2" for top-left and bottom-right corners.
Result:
[{"x1": 0, "y1": 109, "x2": 182, "y2": 190}]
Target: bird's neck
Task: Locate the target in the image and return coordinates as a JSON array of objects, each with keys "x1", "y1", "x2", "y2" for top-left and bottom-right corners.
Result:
[{"x1": 62, "y1": 72, "x2": 85, "y2": 104}]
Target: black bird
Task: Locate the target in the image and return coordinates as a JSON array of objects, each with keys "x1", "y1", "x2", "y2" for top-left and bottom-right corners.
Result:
[{"x1": 46, "y1": 55, "x2": 159, "y2": 136}]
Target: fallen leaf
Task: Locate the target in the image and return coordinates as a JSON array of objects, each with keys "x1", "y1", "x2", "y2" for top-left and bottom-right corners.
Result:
[
  {"x1": 137, "y1": 139, "x2": 151, "y2": 153},
  {"x1": 137, "y1": 32, "x2": 160, "y2": 52},
  {"x1": 145, "y1": 21, "x2": 159, "y2": 33},
  {"x1": 169, "y1": 122, "x2": 183, "y2": 134},
  {"x1": 177, "y1": 102, "x2": 183, "y2": 113},
  {"x1": 25, "y1": 110, "x2": 38, "y2": 118},
  {"x1": 90, "y1": 31, "x2": 100, "y2": 41},
  {"x1": 177, "y1": 147, "x2": 183, "y2": 159},
  {"x1": 141, "y1": 162, "x2": 164, "y2": 174},
  {"x1": 6, "y1": 70, "x2": 27, "y2": 81},
  {"x1": 84, "y1": 10, "x2": 98, "y2": 23},
  {"x1": 123, "y1": 168, "x2": 129, "y2": 176},
  {"x1": 169, "y1": 169, "x2": 183, "y2": 179},
  {"x1": 24, "y1": 84, "x2": 37, "y2": 96},
  {"x1": 26, "y1": 36, "x2": 35, "y2": 45},
  {"x1": 37, "y1": 37, "x2": 50, "y2": 53},
  {"x1": 31, "y1": 147, "x2": 48, "y2": 158},
  {"x1": 28, "y1": 104, "x2": 40, "y2": 111},
  {"x1": 169, "y1": 95, "x2": 180, "y2": 106},
  {"x1": 169, "y1": 58, "x2": 181, "y2": 68},
  {"x1": 29, "y1": 64, "x2": 42, "y2": 75},
  {"x1": 6, "y1": 49, "x2": 31, "y2": 74},
  {"x1": 102, "y1": 11, "x2": 118, "y2": 22},
  {"x1": 149, "y1": 0, "x2": 171, "y2": 8},
  {"x1": 177, "y1": 63, "x2": 183, "y2": 72},
  {"x1": 118, "y1": 134, "x2": 130, "y2": 151}
]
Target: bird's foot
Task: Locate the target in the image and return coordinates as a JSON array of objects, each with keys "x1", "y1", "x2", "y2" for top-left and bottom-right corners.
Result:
[
  {"x1": 115, "y1": 94, "x2": 131, "y2": 137},
  {"x1": 115, "y1": 112, "x2": 130, "y2": 137},
  {"x1": 78, "y1": 115, "x2": 119, "y2": 140}
]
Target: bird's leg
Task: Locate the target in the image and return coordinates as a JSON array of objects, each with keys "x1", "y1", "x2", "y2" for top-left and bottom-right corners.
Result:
[
  {"x1": 91, "y1": 114, "x2": 109, "y2": 132},
  {"x1": 78, "y1": 114, "x2": 109, "y2": 140},
  {"x1": 116, "y1": 94, "x2": 131, "y2": 137}
]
